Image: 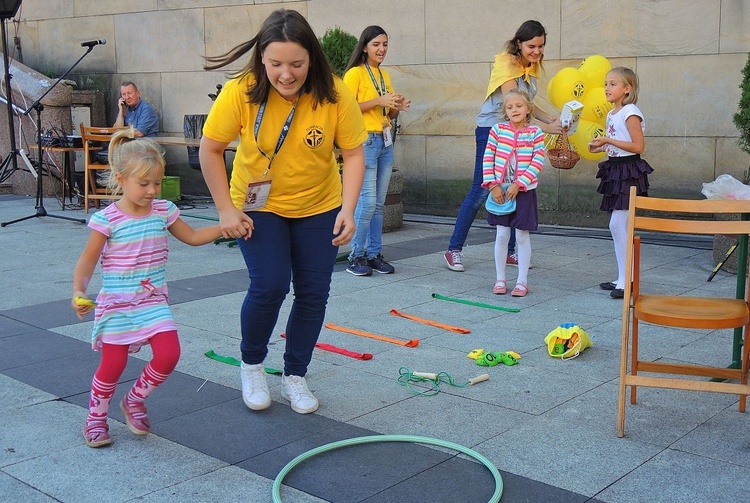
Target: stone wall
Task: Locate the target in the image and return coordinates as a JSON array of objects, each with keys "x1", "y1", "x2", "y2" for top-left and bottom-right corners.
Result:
[{"x1": 5, "y1": 0, "x2": 750, "y2": 224}]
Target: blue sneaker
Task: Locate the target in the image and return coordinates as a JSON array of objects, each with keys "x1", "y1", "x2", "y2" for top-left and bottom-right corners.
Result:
[
  {"x1": 346, "y1": 256, "x2": 372, "y2": 276},
  {"x1": 367, "y1": 253, "x2": 395, "y2": 274}
]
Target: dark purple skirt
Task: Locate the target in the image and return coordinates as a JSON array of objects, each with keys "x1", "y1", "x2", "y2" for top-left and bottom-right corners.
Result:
[
  {"x1": 486, "y1": 188, "x2": 538, "y2": 231},
  {"x1": 596, "y1": 154, "x2": 654, "y2": 212}
]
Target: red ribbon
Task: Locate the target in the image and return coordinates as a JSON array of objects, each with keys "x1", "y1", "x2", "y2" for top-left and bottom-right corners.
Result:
[{"x1": 280, "y1": 333, "x2": 373, "y2": 360}]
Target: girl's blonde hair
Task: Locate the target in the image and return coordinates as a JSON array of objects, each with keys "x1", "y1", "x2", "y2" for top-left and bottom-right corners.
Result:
[
  {"x1": 501, "y1": 88, "x2": 534, "y2": 123},
  {"x1": 105, "y1": 128, "x2": 165, "y2": 195},
  {"x1": 609, "y1": 66, "x2": 639, "y2": 105}
]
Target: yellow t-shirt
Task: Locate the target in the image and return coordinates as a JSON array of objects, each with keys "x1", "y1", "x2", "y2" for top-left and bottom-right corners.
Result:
[
  {"x1": 203, "y1": 75, "x2": 367, "y2": 218},
  {"x1": 343, "y1": 64, "x2": 394, "y2": 133}
]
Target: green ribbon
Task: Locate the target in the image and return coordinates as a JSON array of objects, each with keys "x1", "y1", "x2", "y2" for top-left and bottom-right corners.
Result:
[
  {"x1": 204, "y1": 350, "x2": 282, "y2": 375},
  {"x1": 431, "y1": 293, "x2": 520, "y2": 313}
]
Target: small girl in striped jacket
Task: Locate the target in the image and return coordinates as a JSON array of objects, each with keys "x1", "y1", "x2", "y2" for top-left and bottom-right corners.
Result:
[
  {"x1": 481, "y1": 88, "x2": 545, "y2": 297},
  {"x1": 72, "y1": 129, "x2": 226, "y2": 448}
]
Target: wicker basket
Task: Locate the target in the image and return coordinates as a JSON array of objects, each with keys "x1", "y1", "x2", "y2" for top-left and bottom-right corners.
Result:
[{"x1": 548, "y1": 130, "x2": 580, "y2": 169}]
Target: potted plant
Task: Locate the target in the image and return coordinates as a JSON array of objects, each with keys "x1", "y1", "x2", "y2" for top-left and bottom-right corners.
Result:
[
  {"x1": 713, "y1": 51, "x2": 750, "y2": 272},
  {"x1": 319, "y1": 26, "x2": 357, "y2": 77}
]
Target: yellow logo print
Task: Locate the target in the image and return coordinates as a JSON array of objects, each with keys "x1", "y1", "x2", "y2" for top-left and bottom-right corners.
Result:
[{"x1": 305, "y1": 126, "x2": 324, "y2": 149}]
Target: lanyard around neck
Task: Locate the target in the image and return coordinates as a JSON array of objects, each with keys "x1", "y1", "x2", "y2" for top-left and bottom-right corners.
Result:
[
  {"x1": 253, "y1": 98, "x2": 298, "y2": 176},
  {"x1": 365, "y1": 62, "x2": 388, "y2": 118}
]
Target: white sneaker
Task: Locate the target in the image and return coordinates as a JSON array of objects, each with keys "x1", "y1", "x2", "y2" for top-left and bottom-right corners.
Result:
[
  {"x1": 240, "y1": 362, "x2": 271, "y2": 410},
  {"x1": 281, "y1": 375, "x2": 319, "y2": 414}
]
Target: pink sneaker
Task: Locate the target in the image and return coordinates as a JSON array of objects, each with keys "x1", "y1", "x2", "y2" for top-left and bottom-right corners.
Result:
[
  {"x1": 120, "y1": 398, "x2": 150, "y2": 435},
  {"x1": 84, "y1": 418, "x2": 112, "y2": 448}
]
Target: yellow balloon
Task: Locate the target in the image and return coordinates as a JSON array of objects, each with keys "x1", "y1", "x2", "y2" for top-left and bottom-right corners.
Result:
[
  {"x1": 579, "y1": 54, "x2": 611, "y2": 90},
  {"x1": 581, "y1": 87, "x2": 613, "y2": 125},
  {"x1": 549, "y1": 67, "x2": 586, "y2": 110},
  {"x1": 568, "y1": 120, "x2": 606, "y2": 161},
  {"x1": 546, "y1": 75, "x2": 556, "y2": 105}
]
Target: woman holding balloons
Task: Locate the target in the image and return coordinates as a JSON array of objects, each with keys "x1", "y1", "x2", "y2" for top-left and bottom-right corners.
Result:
[{"x1": 444, "y1": 20, "x2": 562, "y2": 273}]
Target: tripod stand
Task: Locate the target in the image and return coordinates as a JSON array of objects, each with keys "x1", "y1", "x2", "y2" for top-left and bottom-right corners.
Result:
[
  {"x1": 0, "y1": 13, "x2": 34, "y2": 184},
  {"x1": 1, "y1": 25, "x2": 99, "y2": 226}
]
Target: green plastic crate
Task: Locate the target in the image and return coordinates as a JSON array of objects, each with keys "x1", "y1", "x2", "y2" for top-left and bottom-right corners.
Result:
[{"x1": 159, "y1": 176, "x2": 181, "y2": 202}]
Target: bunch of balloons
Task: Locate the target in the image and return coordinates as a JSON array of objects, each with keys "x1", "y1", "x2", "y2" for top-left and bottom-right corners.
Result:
[{"x1": 546, "y1": 55, "x2": 613, "y2": 161}]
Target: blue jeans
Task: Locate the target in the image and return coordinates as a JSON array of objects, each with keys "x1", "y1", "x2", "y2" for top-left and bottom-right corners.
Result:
[
  {"x1": 236, "y1": 208, "x2": 339, "y2": 377},
  {"x1": 448, "y1": 126, "x2": 515, "y2": 253},
  {"x1": 349, "y1": 133, "x2": 394, "y2": 259}
]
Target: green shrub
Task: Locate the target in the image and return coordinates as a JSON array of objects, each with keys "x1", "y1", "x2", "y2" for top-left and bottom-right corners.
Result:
[
  {"x1": 319, "y1": 27, "x2": 357, "y2": 77},
  {"x1": 734, "y1": 52, "x2": 750, "y2": 156}
]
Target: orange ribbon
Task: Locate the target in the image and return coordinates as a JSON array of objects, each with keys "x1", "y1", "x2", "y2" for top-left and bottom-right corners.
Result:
[
  {"x1": 324, "y1": 323, "x2": 419, "y2": 347},
  {"x1": 389, "y1": 309, "x2": 470, "y2": 334}
]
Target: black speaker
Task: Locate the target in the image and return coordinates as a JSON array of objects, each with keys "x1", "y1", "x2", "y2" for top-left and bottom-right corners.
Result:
[{"x1": 0, "y1": 0, "x2": 21, "y2": 19}]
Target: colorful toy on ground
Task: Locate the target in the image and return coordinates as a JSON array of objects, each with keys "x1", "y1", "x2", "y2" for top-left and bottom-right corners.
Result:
[
  {"x1": 468, "y1": 349, "x2": 521, "y2": 367},
  {"x1": 544, "y1": 323, "x2": 593, "y2": 359}
]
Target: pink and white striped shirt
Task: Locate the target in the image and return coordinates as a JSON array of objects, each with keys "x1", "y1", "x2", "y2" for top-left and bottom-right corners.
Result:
[{"x1": 481, "y1": 122, "x2": 545, "y2": 191}]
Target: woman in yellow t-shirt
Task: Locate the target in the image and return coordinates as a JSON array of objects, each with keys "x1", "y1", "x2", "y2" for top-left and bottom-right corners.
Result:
[
  {"x1": 199, "y1": 9, "x2": 366, "y2": 415},
  {"x1": 342, "y1": 26, "x2": 410, "y2": 276}
]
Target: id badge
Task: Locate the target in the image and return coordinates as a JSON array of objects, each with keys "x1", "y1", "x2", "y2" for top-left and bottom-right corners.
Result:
[
  {"x1": 382, "y1": 125, "x2": 393, "y2": 147},
  {"x1": 243, "y1": 180, "x2": 271, "y2": 211}
]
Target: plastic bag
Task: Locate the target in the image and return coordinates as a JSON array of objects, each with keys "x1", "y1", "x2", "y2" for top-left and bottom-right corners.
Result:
[
  {"x1": 544, "y1": 323, "x2": 593, "y2": 360},
  {"x1": 701, "y1": 174, "x2": 750, "y2": 200}
]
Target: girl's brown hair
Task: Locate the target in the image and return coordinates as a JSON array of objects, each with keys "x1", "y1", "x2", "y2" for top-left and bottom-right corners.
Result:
[
  {"x1": 204, "y1": 9, "x2": 337, "y2": 108},
  {"x1": 344, "y1": 25, "x2": 388, "y2": 74},
  {"x1": 504, "y1": 20, "x2": 547, "y2": 71}
]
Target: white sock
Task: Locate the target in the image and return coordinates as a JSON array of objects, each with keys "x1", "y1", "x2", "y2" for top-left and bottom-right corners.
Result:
[
  {"x1": 494, "y1": 226, "x2": 511, "y2": 281},
  {"x1": 515, "y1": 229, "x2": 531, "y2": 285},
  {"x1": 610, "y1": 210, "x2": 629, "y2": 288}
]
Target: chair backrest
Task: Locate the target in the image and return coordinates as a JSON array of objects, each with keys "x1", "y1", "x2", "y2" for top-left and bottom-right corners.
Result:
[
  {"x1": 626, "y1": 186, "x2": 750, "y2": 298},
  {"x1": 80, "y1": 124, "x2": 129, "y2": 151},
  {"x1": 629, "y1": 188, "x2": 750, "y2": 235}
]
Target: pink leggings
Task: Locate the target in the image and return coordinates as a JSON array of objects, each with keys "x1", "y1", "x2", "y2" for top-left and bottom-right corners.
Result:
[{"x1": 94, "y1": 330, "x2": 181, "y2": 383}]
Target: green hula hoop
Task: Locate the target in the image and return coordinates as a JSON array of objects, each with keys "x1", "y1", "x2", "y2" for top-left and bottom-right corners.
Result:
[{"x1": 272, "y1": 434, "x2": 503, "y2": 502}]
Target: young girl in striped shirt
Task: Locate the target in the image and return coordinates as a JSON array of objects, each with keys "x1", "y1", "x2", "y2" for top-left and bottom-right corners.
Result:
[
  {"x1": 481, "y1": 88, "x2": 545, "y2": 297},
  {"x1": 72, "y1": 129, "x2": 225, "y2": 447}
]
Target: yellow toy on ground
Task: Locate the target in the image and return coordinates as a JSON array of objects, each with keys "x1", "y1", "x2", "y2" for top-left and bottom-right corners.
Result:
[
  {"x1": 467, "y1": 349, "x2": 521, "y2": 367},
  {"x1": 544, "y1": 323, "x2": 592, "y2": 359}
]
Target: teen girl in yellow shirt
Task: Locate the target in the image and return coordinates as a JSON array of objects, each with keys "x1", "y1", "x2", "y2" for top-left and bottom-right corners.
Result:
[
  {"x1": 200, "y1": 10, "x2": 366, "y2": 415},
  {"x1": 343, "y1": 26, "x2": 410, "y2": 276}
]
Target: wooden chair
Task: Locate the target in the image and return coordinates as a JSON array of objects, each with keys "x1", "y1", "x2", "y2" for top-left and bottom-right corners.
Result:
[
  {"x1": 81, "y1": 124, "x2": 126, "y2": 213},
  {"x1": 617, "y1": 186, "x2": 750, "y2": 437}
]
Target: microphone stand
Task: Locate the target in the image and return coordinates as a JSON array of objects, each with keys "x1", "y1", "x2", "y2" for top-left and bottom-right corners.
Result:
[{"x1": 1, "y1": 44, "x2": 98, "y2": 227}]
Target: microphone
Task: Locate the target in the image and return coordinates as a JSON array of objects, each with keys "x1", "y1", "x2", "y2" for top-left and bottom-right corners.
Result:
[{"x1": 81, "y1": 39, "x2": 106, "y2": 48}]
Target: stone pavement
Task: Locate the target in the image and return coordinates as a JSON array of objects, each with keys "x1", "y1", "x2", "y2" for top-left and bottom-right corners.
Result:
[{"x1": 1, "y1": 194, "x2": 749, "y2": 503}]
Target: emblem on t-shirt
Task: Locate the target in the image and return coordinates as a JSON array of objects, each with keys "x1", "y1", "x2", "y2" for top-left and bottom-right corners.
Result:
[{"x1": 304, "y1": 126, "x2": 324, "y2": 149}]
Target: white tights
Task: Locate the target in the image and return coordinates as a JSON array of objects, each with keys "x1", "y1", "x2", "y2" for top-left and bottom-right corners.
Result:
[
  {"x1": 495, "y1": 226, "x2": 531, "y2": 285},
  {"x1": 609, "y1": 210, "x2": 629, "y2": 288}
]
